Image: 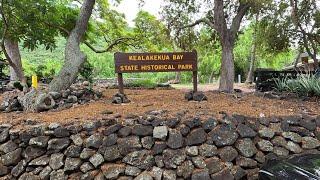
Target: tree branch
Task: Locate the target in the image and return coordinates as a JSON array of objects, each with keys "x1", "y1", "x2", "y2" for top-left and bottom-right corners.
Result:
[
  {"x1": 44, "y1": 22, "x2": 134, "y2": 53},
  {"x1": 180, "y1": 18, "x2": 215, "y2": 29},
  {"x1": 230, "y1": 2, "x2": 251, "y2": 38},
  {"x1": 83, "y1": 37, "x2": 135, "y2": 53}
]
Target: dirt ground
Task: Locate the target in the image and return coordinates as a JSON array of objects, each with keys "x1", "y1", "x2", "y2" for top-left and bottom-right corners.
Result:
[{"x1": 0, "y1": 86, "x2": 319, "y2": 126}]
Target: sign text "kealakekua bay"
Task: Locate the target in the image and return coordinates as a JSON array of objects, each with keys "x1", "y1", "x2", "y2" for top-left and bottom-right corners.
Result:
[{"x1": 128, "y1": 54, "x2": 184, "y2": 61}]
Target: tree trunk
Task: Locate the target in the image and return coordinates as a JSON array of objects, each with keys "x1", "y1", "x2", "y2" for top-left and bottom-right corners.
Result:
[
  {"x1": 174, "y1": 72, "x2": 181, "y2": 84},
  {"x1": 49, "y1": 0, "x2": 96, "y2": 92},
  {"x1": 245, "y1": 14, "x2": 258, "y2": 84},
  {"x1": 219, "y1": 38, "x2": 235, "y2": 93},
  {"x1": 4, "y1": 38, "x2": 26, "y2": 84}
]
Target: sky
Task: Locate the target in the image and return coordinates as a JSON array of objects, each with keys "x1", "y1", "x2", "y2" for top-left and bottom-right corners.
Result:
[{"x1": 112, "y1": 0, "x2": 163, "y2": 26}]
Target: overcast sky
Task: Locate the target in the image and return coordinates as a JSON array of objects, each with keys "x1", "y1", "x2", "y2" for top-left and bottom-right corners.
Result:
[{"x1": 112, "y1": 0, "x2": 163, "y2": 26}]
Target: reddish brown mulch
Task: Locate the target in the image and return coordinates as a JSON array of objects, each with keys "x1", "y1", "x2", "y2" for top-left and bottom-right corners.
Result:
[{"x1": 0, "y1": 89, "x2": 319, "y2": 126}]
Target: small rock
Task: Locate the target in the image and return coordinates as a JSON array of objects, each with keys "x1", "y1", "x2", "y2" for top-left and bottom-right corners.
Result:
[
  {"x1": 236, "y1": 156, "x2": 257, "y2": 168},
  {"x1": 19, "y1": 173, "x2": 40, "y2": 180},
  {"x1": 150, "y1": 166, "x2": 163, "y2": 180},
  {"x1": 208, "y1": 125, "x2": 239, "y2": 147},
  {"x1": 29, "y1": 136, "x2": 50, "y2": 148},
  {"x1": 273, "y1": 147, "x2": 289, "y2": 156},
  {"x1": 11, "y1": 160, "x2": 27, "y2": 177},
  {"x1": 193, "y1": 91, "x2": 208, "y2": 102},
  {"x1": 257, "y1": 139, "x2": 274, "y2": 152},
  {"x1": 122, "y1": 150, "x2": 155, "y2": 170},
  {"x1": 167, "y1": 129, "x2": 183, "y2": 149},
  {"x1": 132, "y1": 125, "x2": 153, "y2": 136},
  {"x1": 184, "y1": 117, "x2": 201, "y2": 129},
  {"x1": 0, "y1": 163, "x2": 8, "y2": 176},
  {"x1": 53, "y1": 127, "x2": 70, "y2": 138},
  {"x1": 211, "y1": 169, "x2": 234, "y2": 180},
  {"x1": 271, "y1": 136, "x2": 287, "y2": 147},
  {"x1": 117, "y1": 136, "x2": 142, "y2": 155},
  {"x1": 39, "y1": 166, "x2": 52, "y2": 180},
  {"x1": 50, "y1": 169, "x2": 66, "y2": 180},
  {"x1": 134, "y1": 171, "x2": 153, "y2": 180},
  {"x1": 64, "y1": 145, "x2": 82, "y2": 157},
  {"x1": 192, "y1": 156, "x2": 206, "y2": 169},
  {"x1": 80, "y1": 162, "x2": 94, "y2": 173},
  {"x1": 48, "y1": 138, "x2": 70, "y2": 151},
  {"x1": 0, "y1": 140, "x2": 18, "y2": 153},
  {"x1": 104, "y1": 145, "x2": 122, "y2": 161},
  {"x1": 101, "y1": 163, "x2": 125, "y2": 179},
  {"x1": 162, "y1": 149, "x2": 186, "y2": 169},
  {"x1": 29, "y1": 155, "x2": 50, "y2": 166},
  {"x1": 103, "y1": 124, "x2": 123, "y2": 136},
  {"x1": 1, "y1": 148, "x2": 21, "y2": 166},
  {"x1": 254, "y1": 151, "x2": 265, "y2": 164},
  {"x1": 125, "y1": 165, "x2": 141, "y2": 176},
  {"x1": 153, "y1": 126, "x2": 168, "y2": 140},
  {"x1": 64, "y1": 157, "x2": 82, "y2": 171},
  {"x1": 258, "y1": 127, "x2": 275, "y2": 139},
  {"x1": 177, "y1": 160, "x2": 194, "y2": 179},
  {"x1": 118, "y1": 127, "x2": 132, "y2": 137},
  {"x1": 85, "y1": 134, "x2": 103, "y2": 149},
  {"x1": 89, "y1": 153, "x2": 104, "y2": 167},
  {"x1": 80, "y1": 148, "x2": 96, "y2": 160},
  {"x1": 141, "y1": 136, "x2": 154, "y2": 149},
  {"x1": 218, "y1": 146, "x2": 239, "y2": 162},
  {"x1": 186, "y1": 146, "x2": 199, "y2": 156},
  {"x1": 163, "y1": 169, "x2": 176, "y2": 180},
  {"x1": 186, "y1": 128, "x2": 207, "y2": 146},
  {"x1": 282, "y1": 132, "x2": 302, "y2": 143},
  {"x1": 235, "y1": 138, "x2": 257, "y2": 157},
  {"x1": 302, "y1": 137, "x2": 320, "y2": 149},
  {"x1": 202, "y1": 118, "x2": 218, "y2": 133},
  {"x1": 102, "y1": 133, "x2": 118, "y2": 147},
  {"x1": 286, "y1": 141, "x2": 302, "y2": 153},
  {"x1": 191, "y1": 169, "x2": 210, "y2": 180},
  {"x1": 205, "y1": 157, "x2": 224, "y2": 174},
  {"x1": 152, "y1": 141, "x2": 167, "y2": 155},
  {"x1": 70, "y1": 134, "x2": 83, "y2": 146},
  {"x1": 237, "y1": 124, "x2": 257, "y2": 138},
  {"x1": 49, "y1": 153, "x2": 64, "y2": 170},
  {"x1": 198, "y1": 144, "x2": 218, "y2": 157}
]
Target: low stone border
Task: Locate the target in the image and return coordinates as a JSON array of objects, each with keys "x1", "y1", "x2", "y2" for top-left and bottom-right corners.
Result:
[{"x1": 0, "y1": 112, "x2": 319, "y2": 179}]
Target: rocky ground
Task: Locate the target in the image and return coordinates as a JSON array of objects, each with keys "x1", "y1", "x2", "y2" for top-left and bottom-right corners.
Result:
[
  {"x1": 0, "y1": 111, "x2": 319, "y2": 179},
  {"x1": 0, "y1": 88, "x2": 319, "y2": 127}
]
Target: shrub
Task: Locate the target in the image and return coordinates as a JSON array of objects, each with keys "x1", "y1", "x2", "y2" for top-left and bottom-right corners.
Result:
[
  {"x1": 274, "y1": 73, "x2": 320, "y2": 96},
  {"x1": 127, "y1": 79, "x2": 157, "y2": 89}
]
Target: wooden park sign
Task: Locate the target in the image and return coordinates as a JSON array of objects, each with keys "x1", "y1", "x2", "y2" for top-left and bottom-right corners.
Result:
[{"x1": 114, "y1": 51, "x2": 198, "y2": 94}]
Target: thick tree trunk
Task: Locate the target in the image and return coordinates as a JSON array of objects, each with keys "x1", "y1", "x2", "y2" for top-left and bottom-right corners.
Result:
[
  {"x1": 219, "y1": 38, "x2": 235, "y2": 93},
  {"x1": 4, "y1": 38, "x2": 26, "y2": 84},
  {"x1": 49, "y1": 0, "x2": 95, "y2": 92}
]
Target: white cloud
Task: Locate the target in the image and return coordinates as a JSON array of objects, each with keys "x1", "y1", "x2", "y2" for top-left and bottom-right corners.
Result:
[{"x1": 112, "y1": 0, "x2": 163, "y2": 27}]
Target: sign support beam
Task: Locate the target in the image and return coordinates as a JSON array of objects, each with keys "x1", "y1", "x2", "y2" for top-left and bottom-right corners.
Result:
[{"x1": 118, "y1": 73, "x2": 124, "y2": 94}]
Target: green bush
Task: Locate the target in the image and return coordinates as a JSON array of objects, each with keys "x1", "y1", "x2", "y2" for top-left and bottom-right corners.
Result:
[
  {"x1": 275, "y1": 73, "x2": 320, "y2": 96},
  {"x1": 127, "y1": 79, "x2": 157, "y2": 89}
]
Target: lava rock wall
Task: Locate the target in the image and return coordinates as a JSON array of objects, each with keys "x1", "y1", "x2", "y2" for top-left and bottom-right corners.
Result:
[{"x1": 0, "y1": 111, "x2": 319, "y2": 180}]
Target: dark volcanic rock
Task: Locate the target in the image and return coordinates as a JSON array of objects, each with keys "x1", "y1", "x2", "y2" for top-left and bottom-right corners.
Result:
[
  {"x1": 218, "y1": 146, "x2": 238, "y2": 162},
  {"x1": 205, "y1": 157, "x2": 224, "y2": 174},
  {"x1": 48, "y1": 138, "x2": 70, "y2": 151},
  {"x1": 186, "y1": 128, "x2": 207, "y2": 146},
  {"x1": 117, "y1": 136, "x2": 142, "y2": 155},
  {"x1": 235, "y1": 138, "x2": 257, "y2": 158},
  {"x1": 85, "y1": 134, "x2": 103, "y2": 149},
  {"x1": 202, "y1": 118, "x2": 218, "y2": 132},
  {"x1": 191, "y1": 169, "x2": 210, "y2": 180},
  {"x1": 1, "y1": 148, "x2": 21, "y2": 166},
  {"x1": 122, "y1": 150, "x2": 155, "y2": 170},
  {"x1": 132, "y1": 125, "x2": 153, "y2": 136},
  {"x1": 237, "y1": 124, "x2": 256, "y2": 138},
  {"x1": 162, "y1": 149, "x2": 186, "y2": 169},
  {"x1": 104, "y1": 145, "x2": 122, "y2": 161},
  {"x1": 167, "y1": 129, "x2": 184, "y2": 149},
  {"x1": 208, "y1": 125, "x2": 239, "y2": 147}
]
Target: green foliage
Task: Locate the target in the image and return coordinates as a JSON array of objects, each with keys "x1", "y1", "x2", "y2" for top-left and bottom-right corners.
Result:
[
  {"x1": 127, "y1": 79, "x2": 157, "y2": 89},
  {"x1": 79, "y1": 61, "x2": 94, "y2": 83},
  {"x1": 275, "y1": 74, "x2": 320, "y2": 97}
]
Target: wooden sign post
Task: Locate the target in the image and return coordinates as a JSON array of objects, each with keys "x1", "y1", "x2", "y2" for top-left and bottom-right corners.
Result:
[{"x1": 114, "y1": 51, "x2": 198, "y2": 94}]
